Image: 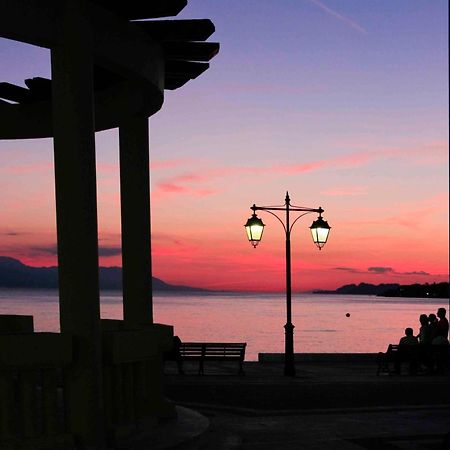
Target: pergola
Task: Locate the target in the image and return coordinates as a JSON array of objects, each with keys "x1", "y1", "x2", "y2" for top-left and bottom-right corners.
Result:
[{"x1": 0, "y1": 1, "x2": 218, "y2": 448}]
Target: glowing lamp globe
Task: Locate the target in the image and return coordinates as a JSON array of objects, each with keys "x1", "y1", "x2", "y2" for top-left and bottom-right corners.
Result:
[
  {"x1": 309, "y1": 214, "x2": 331, "y2": 250},
  {"x1": 244, "y1": 213, "x2": 265, "y2": 248}
]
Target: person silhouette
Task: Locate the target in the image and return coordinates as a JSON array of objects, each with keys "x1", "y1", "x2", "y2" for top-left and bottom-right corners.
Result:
[
  {"x1": 435, "y1": 308, "x2": 449, "y2": 342},
  {"x1": 394, "y1": 328, "x2": 418, "y2": 374},
  {"x1": 428, "y1": 314, "x2": 438, "y2": 341},
  {"x1": 432, "y1": 308, "x2": 449, "y2": 374},
  {"x1": 417, "y1": 314, "x2": 433, "y2": 372},
  {"x1": 417, "y1": 314, "x2": 432, "y2": 344},
  {"x1": 399, "y1": 327, "x2": 419, "y2": 346}
]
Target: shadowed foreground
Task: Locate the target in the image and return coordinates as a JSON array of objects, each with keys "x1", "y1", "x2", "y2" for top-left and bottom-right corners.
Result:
[{"x1": 162, "y1": 355, "x2": 449, "y2": 449}]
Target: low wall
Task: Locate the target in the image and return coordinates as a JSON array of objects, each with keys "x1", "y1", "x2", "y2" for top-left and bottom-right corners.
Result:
[{"x1": 258, "y1": 353, "x2": 378, "y2": 363}]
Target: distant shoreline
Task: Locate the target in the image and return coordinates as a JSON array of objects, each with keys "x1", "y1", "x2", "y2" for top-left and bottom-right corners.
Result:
[
  {"x1": 313, "y1": 281, "x2": 449, "y2": 299},
  {"x1": 1, "y1": 257, "x2": 448, "y2": 298},
  {"x1": 1, "y1": 287, "x2": 449, "y2": 304}
]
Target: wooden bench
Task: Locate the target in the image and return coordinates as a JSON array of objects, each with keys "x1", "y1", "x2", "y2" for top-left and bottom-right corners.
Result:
[
  {"x1": 377, "y1": 344, "x2": 448, "y2": 375},
  {"x1": 377, "y1": 344, "x2": 418, "y2": 375},
  {"x1": 178, "y1": 342, "x2": 247, "y2": 375}
]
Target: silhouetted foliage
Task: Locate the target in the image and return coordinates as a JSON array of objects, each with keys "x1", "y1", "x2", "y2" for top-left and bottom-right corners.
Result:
[
  {"x1": 380, "y1": 282, "x2": 449, "y2": 299},
  {"x1": 314, "y1": 282, "x2": 449, "y2": 298},
  {"x1": 314, "y1": 282, "x2": 400, "y2": 296}
]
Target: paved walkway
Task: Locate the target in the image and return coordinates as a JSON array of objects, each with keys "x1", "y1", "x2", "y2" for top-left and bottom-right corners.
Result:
[
  {"x1": 162, "y1": 357, "x2": 449, "y2": 449},
  {"x1": 196, "y1": 406, "x2": 448, "y2": 450}
]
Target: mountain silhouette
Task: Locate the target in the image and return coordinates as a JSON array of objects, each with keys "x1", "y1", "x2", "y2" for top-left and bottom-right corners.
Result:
[{"x1": 0, "y1": 256, "x2": 206, "y2": 292}]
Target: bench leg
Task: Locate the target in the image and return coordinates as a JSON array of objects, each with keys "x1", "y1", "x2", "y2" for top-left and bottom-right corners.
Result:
[
  {"x1": 376, "y1": 352, "x2": 388, "y2": 375},
  {"x1": 238, "y1": 361, "x2": 244, "y2": 375},
  {"x1": 198, "y1": 360, "x2": 204, "y2": 375},
  {"x1": 177, "y1": 358, "x2": 185, "y2": 375}
]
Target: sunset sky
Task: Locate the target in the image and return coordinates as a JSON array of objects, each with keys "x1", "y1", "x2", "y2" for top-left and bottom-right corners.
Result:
[{"x1": 0, "y1": 0, "x2": 448, "y2": 292}]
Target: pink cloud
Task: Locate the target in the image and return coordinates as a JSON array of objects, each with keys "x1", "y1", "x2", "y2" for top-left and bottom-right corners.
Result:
[
  {"x1": 269, "y1": 151, "x2": 373, "y2": 174},
  {"x1": 150, "y1": 151, "x2": 376, "y2": 198},
  {"x1": 222, "y1": 83, "x2": 326, "y2": 95},
  {"x1": 152, "y1": 181, "x2": 219, "y2": 199},
  {"x1": 277, "y1": 161, "x2": 328, "y2": 174},
  {"x1": 157, "y1": 183, "x2": 188, "y2": 194},
  {"x1": 151, "y1": 140, "x2": 447, "y2": 198},
  {"x1": 96, "y1": 158, "x2": 194, "y2": 174},
  {"x1": 338, "y1": 196, "x2": 445, "y2": 231},
  {"x1": 322, "y1": 186, "x2": 368, "y2": 196},
  {"x1": 0, "y1": 162, "x2": 52, "y2": 175},
  {"x1": 403, "y1": 141, "x2": 448, "y2": 165},
  {"x1": 150, "y1": 158, "x2": 193, "y2": 170},
  {"x1": 96, "y1": 163, "x2": 117, "y2": 174},
  {"x1": 276, "y1": 141, "x2": 448, "y2": 174}
]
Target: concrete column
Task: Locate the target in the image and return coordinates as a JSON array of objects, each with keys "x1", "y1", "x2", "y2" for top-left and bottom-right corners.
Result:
[
  {"x1": 51, "y1": 1, "x2": 104, "y2": 448},
  {"x1": 119, "y1": 116, "x2": 153, "y2": 326}
]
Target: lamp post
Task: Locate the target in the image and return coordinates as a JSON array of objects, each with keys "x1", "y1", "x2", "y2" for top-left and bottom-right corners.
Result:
[{"x1": 244, "y1": 192, "x2": 331, "y2": 376}]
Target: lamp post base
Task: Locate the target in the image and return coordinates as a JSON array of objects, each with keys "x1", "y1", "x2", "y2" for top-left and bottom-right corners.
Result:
[{"x1": 284, "y1": 322, "x2": 296, "y2": 376}]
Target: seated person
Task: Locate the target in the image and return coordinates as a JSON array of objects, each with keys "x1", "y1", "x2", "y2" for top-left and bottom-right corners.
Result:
[
  {"x1": 399, "y1": 327, "x2": 419, "y2": 345},
  {"x1": 395, "y1": 328, "x2": 418, "y2": 374}
]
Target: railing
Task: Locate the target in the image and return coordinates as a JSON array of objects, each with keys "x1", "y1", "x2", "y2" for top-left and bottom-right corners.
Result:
[
  {"x1": 0, "y1": 332, "x2": 74, "y2": 450},
  {"x1": 101, "y1": 321, "x2": 175, "y2": 447},
  {"x1": 0, "y1": 316, "x2": 174, "y2": 449}
]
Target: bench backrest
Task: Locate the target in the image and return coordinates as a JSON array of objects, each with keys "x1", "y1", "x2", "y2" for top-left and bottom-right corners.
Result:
[
  {"x1": 388, "y1": 343, "x2": 421, "y2": 358},
  {"x1": 180, "y1": 342, "x2": 246, "y2": 359},
  {"x1": 388, "y1": 344, "x2": 421, "y2": 350}
]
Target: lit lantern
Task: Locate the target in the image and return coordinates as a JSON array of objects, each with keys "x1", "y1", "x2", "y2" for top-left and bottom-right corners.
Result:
[
  {"x1": 244, "y1": 213, "x2": 265, "y2": 248},
  {"x1": 309, "y1": 213, "x2": 331, "y2": 250}
]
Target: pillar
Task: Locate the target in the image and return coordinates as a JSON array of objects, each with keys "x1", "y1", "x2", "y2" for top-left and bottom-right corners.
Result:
[
  {"x1": 51, "y1": 1, "x2": 104, "y2": 447},
  {"x1": 119, "y1": 116, "x2": 153, "y2": 326}
]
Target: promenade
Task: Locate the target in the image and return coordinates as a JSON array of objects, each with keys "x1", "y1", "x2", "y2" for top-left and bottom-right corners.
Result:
[{"x1": 160, "y1": 355, "x2": 449, "y2": 450}]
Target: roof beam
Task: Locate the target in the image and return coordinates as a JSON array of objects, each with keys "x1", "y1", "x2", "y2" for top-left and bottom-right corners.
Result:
[
  {"x1": 162, "y1": 41, "x2": 219, "y2": 61},
  {"x1": 0, "y1": 83, "x2": 31, "y2": 104},
  {"x1": 24, "y1": 77, "x2": 52, "y2": 102},
  {"x1": 164, "y1": 76, "x2": 190, "y2": 90},
  {"x1": 165, "y1": 61, "x2": 209, "y2": 79},
  {"x1": 90, "y1": 0, "x2": 187, "y2": 20},
  {"x1": 137, "y1": 19, "x2": 215, "y2": 42}
]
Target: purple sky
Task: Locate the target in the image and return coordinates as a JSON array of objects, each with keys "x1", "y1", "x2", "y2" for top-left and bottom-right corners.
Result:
[{"x1": 0, "y1": 0, "x2": 448, "y2": 291}]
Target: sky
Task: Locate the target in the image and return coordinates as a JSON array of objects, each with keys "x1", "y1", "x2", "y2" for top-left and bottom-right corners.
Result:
[{"x1": 0, "y1": 0, "x2": 448, "y2": 292}]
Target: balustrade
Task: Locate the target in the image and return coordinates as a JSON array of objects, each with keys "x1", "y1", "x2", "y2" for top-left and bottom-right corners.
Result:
[
  {"x1": 0, "y1": 317, "x2": 174, "y2": 449},
  {"x1": 0, "y1": 331, "x2": 73, "y2": 449},
  {"x1": 101, "y1": 322, "x2": 175, "y2": 446}
]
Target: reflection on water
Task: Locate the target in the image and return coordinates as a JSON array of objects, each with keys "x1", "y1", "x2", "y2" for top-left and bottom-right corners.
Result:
[{"x1": 0, "y1": 289, "x2": 447, "y2": 360}]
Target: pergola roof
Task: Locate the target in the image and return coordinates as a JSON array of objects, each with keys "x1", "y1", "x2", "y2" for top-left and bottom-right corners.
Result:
[
  {"x1": 0, "y1": 0, "x2": 219, "y2": 138},
  {"x1": 90, "y1": 0, "x2": 188, "y2": 20}
]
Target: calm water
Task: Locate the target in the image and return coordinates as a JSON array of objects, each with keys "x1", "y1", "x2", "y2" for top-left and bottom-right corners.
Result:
[{"x1": 0, "y1": 289, "x2": 448, "y2": 360}]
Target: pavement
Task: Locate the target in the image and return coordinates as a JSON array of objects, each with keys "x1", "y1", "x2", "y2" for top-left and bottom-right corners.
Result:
[{"x1": 160, "y1": 355, "x2": 449, "y2": 450}]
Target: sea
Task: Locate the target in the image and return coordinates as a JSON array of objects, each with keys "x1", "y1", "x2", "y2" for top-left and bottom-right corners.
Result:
[{"x1": 0, "y1": 289, "x2": 448, "y2": 361}]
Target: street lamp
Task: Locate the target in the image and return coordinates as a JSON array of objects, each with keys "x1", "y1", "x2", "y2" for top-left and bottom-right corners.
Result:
[
  {"x1": 244, "y1": 213, "x2": 265, "y2": 247},
  {"x1": 244, "y1": 192, "x2": 330, "y2": 376},
  {"x1": 309, "y1": 213, "x2": 331, "y2": 250}
]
